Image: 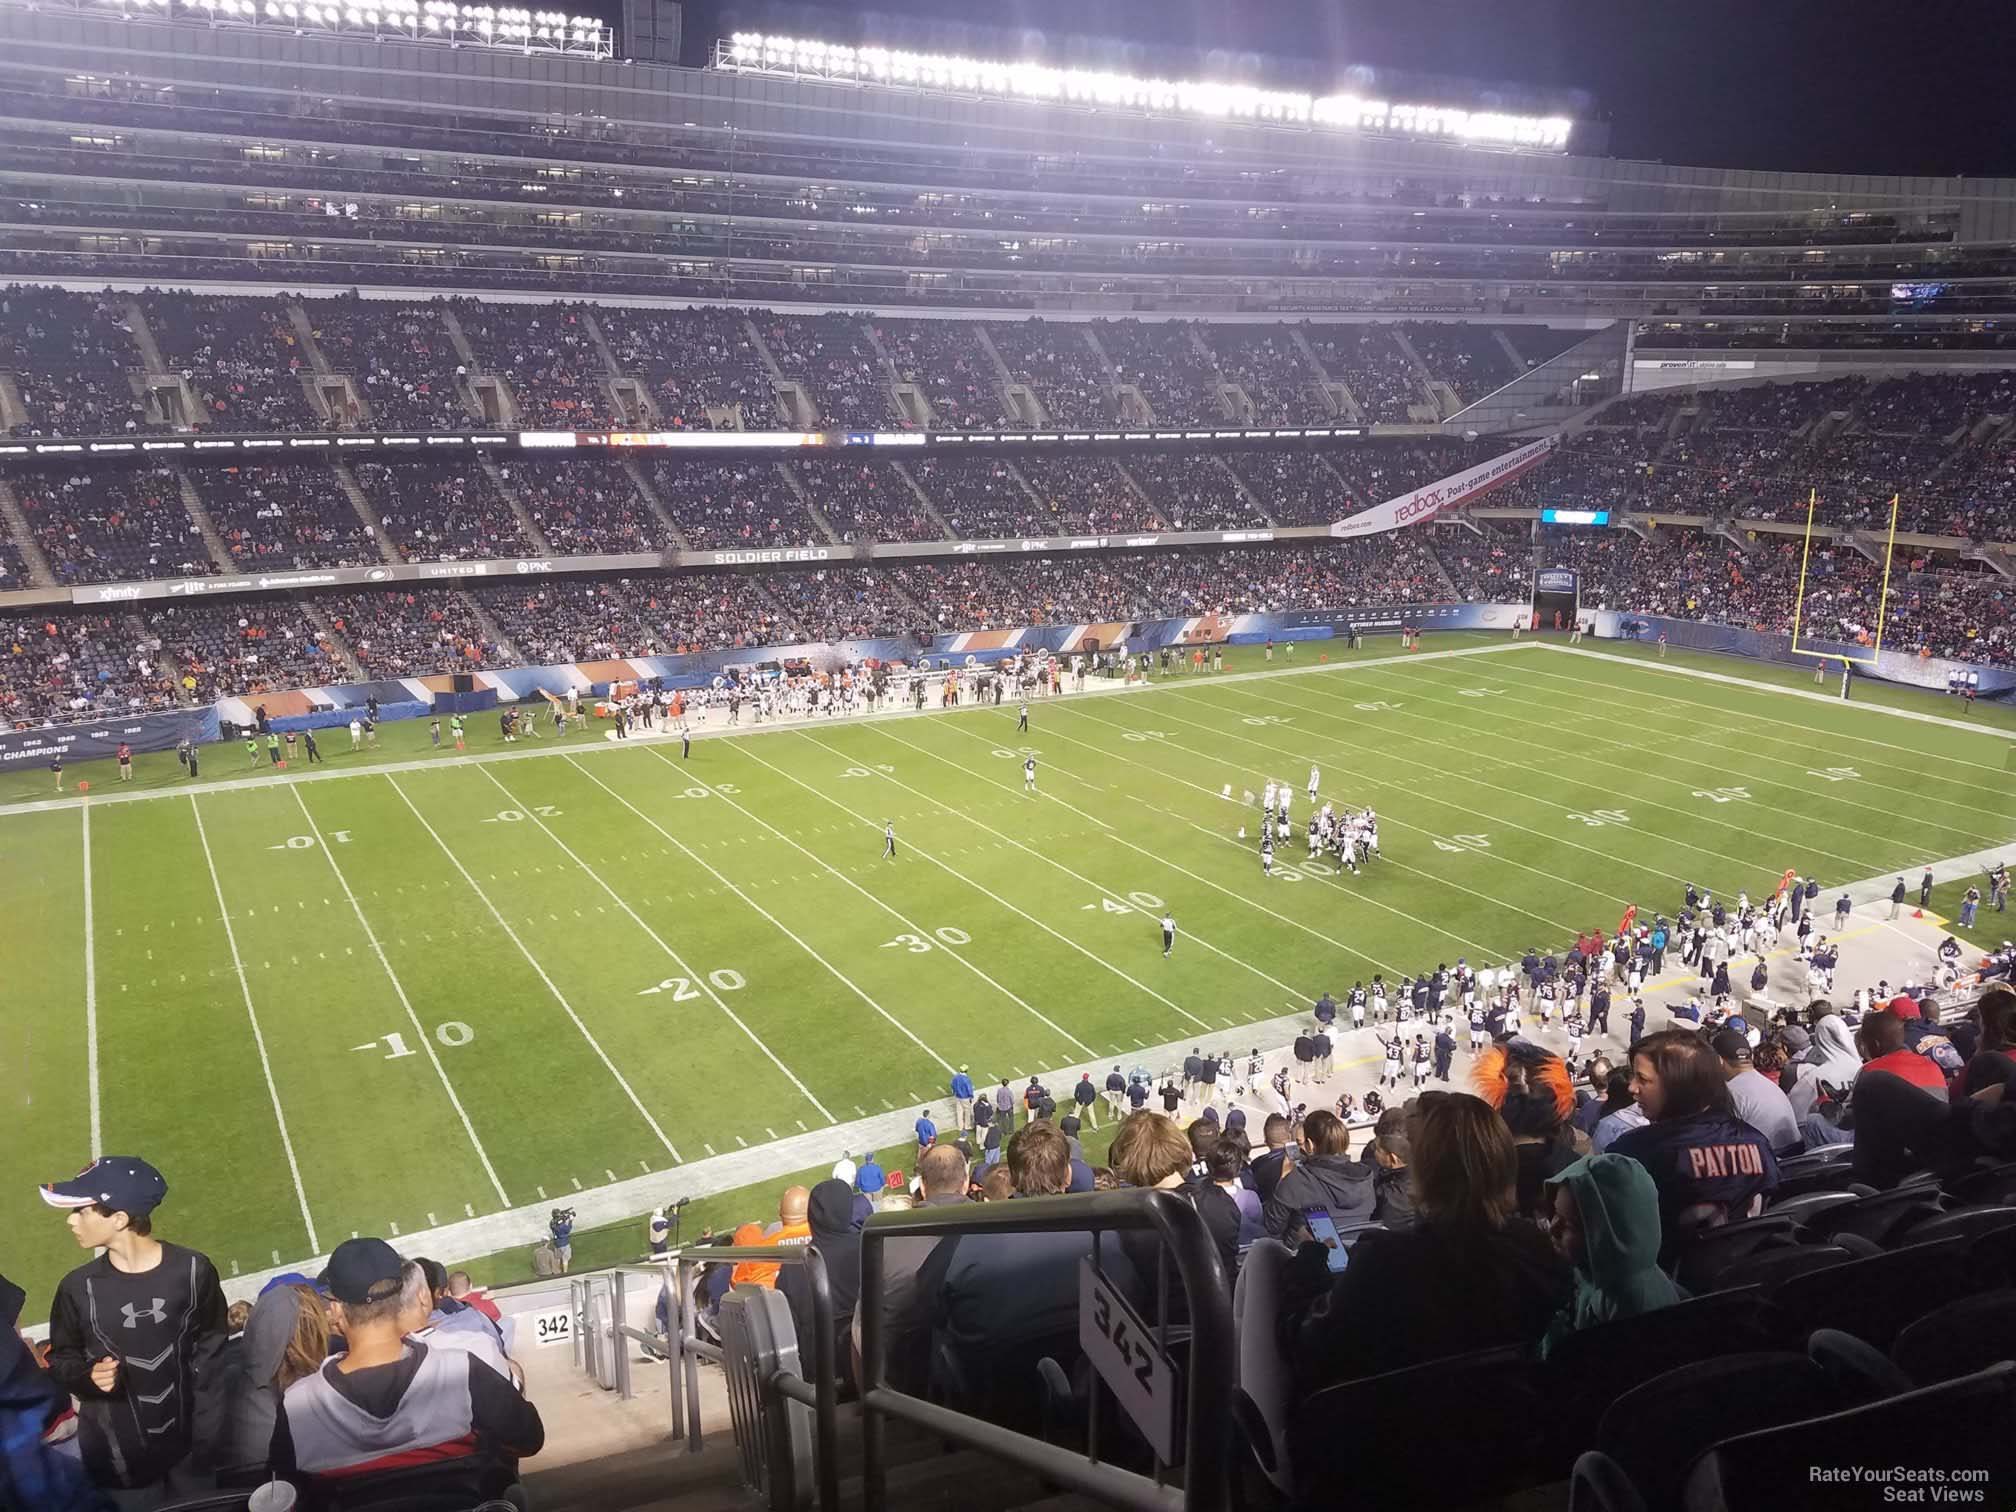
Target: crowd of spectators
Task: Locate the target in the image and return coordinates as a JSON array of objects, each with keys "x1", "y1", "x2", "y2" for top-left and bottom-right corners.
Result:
[
  {"x1": 1304, "y1": 325, "x2": 1431, "y2": 422},
  {"x1": 595, "y1": 305, "x2": 776, "y2": 429},
  {"x1": 140, "y1": 293, "x2": 323, "y2": 431},
  {"x1": 301, "y1": 297, "x2": 470, "y2": 431},
  {"x1": 1226, "y1": 451, "x2": 1348, "y2": 527},
  {"x1": 647, "y1": 459, "x2": 818, "y2": 549},
  {"x1": 1017, "y1": 456, "x2": 1161, "y2": 533},
  {"x1": 907, "y1": 456, "x2": 1039, "y2": 538},
  {"x1": 892, "y1": 540, "x2": 1450, "y2": 629},
  {"x1": 1402, "y1": 323, "x2": 1519, "y2": 402},
  {"x1": 1434, "y1": 517, "x2": 1535, "y2": 602},
  {"x1": 153, "y1": 598, "x2": 343, "y2": 699},
  {"x1": 1122, "y1": 453, "x2": 1268, "y2": 531},
  {"x1": 0, "y1": 611, "x2": 177, "y2": 723},
  {"x1": 1092, "y1": 320, "x2": 1227, "y2": 426},
  {"x1": 321, "y1": 589, "x2": 498, "y2": 676},
  {"x1": 983, "y1": 320, "x2": 1112, "y2": 426},
  {"x1": 498, "y1": 459, "x2": 660, "y2": 555},
  {"x1": 878, "y1": 319, "x2": 1004, "y2": 431},
  {"x1": 13, "y1": 468, "x2": 214, "y2": 584},
  {"x1": 194, "y1": 465, "x2": 381, "y2": 570},
  {"x1": 1204, "y1": 325, "x2": 1334, "y2": 425},
  {"x1": 0, "y1": 286, "x2": 147, "y2": 436},
  {"x1": 469, "y1": 573, "x2": 797, "y2": 661},
  {"x1": 353, "y1": 460, "x2": 532, "y2": 562},
  {"x1": 1327, "y1": 441, "x2": 1488, "y2": 514},
  {"x1": 767, "y1": 567, "x2": 924, "y2": 642},
  {"x1": 757, "y1": 313, "x2": 891, "y2": 431},
  {"x1": 454, "y1": 301, "x2": 615, "y2": 430},
  {"x1": 792, "y1": 458, "x2": 941, "y2": 543}
]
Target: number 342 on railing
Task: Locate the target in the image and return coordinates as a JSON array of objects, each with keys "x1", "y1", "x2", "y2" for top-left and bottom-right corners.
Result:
[{"x1": 1078, "y1": 1259, "x2": 1177, "y2": 1462}]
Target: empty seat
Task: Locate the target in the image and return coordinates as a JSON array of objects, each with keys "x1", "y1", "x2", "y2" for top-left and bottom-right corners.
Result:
[
  {"x1": 1891, "y1": 1289, "x2": 2016, "y2": 1385},
  {"x1": 1760, "y1": 1190, "x2": 1861, "y2": 1225},
  {"x1": 1710, "y1": 1244, "x2": 1857, "y2": 1292},
  {"x1": 1287, "y1": 1346, "x2": 1544, "y2": 1509},
  {"x1": 1545, "y1": 1288, "x2": 1776, "y2": 1446},
  {"x1": 1597, "y1": 1353, "x2": 1835, "y2": 1512},
  {"x1": 1232, "y1": 1237, "x2": 1296, "y2": 1491},
  {"x1": 1802, "y1": 1185, "x2": 1948, "y2": 1247},
  {"x1": 1682, "y1": 1362, "x2": 2016, "y2": 1512},
  {"x1": 1895, "y1": 1204, "x2": 2016, "y2": 1249},
  {"x1": 1766, "y1": 1239, "x2": 1971, "y2": 1349},
  {"x1": 1945, "y1": 1159, "x2": 2016, "y2": 1206},
  {"x1": 1669, "y1": 1216, "x2": 1803, "y2": 1293}
]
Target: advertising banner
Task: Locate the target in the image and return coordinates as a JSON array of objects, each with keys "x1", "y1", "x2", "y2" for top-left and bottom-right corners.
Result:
[
  {"x1": 1329, "y1": 436, "x2": 1556, "y2": 539},
  {"x1": 0, "y1": 707, "x2": 219, "y2": 768}
]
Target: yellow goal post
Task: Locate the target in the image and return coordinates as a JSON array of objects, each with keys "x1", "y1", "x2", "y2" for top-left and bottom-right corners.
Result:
[{"x1": 1786, "y1": 488, "x2": 1902, "y2": 667}]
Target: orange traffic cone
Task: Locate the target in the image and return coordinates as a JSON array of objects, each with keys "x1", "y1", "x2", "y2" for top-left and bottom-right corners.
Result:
[{"x1": 1912, "y1": 908, "x2": 1925, "y2": 920}]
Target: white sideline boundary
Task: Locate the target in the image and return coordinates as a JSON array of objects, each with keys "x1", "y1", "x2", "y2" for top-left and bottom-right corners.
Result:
[
  {"x1": 80, "y1": 806, "x2": 100, "y2": 1157},
  {"x1": 0, "y1": 639, "x2": 1527, "y2": 820},
  {"x1": 1543, "y1": 643, "x2": 2016, "y2": 748}
]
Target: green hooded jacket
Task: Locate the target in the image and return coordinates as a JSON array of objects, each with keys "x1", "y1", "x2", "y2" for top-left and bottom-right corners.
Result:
[{"x1": 1540, "y1": 1152, "x2": 1684, "y2": 1357}]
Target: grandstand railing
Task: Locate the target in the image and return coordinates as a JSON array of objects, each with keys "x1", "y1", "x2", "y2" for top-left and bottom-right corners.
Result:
[{"x1": 855, "y1": 1188, "x2": 1231, "y2": 1512}]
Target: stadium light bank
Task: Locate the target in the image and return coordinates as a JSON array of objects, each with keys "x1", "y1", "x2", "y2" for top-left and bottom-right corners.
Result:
[
  {"x1": 713, "y1": 33, "x2": 1575, "y2": 152},
  {"x1": 20, "y1": 0, "x2": 613, "y2": 57}
]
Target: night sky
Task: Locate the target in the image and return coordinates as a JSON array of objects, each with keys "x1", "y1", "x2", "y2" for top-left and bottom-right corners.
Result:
[{"x1": 667, "y1": 0, "x2": 2016, "y2": 178}]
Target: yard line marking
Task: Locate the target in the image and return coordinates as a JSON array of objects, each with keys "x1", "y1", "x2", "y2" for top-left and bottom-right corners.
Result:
[
  {"x1": 386, "y1": 776, "x2": 683, "y2": 1162},
  {"x1": 291, "y1": 786, "x2": 510, "y2": 1209},
  {"x1": 765, "y1": 1128, "x2": 777, "y2": 1140},
  {"x1": 1543, "y1": 644, "x2": 2016, "y2": 776},
  {"x1": 190, "y1": 796, "x2": 318, "y2": 1255},
  {"x1": 1339, "y1": 660, "x2": 1974, "y2": 859},
  {"x1": 1054, "y1": 701, "x2": 1598, "y2": 945},
  {"x1": 639, "y1": 747, "x2": 1095, "y2": 1060},
  {"x1": 81, "y1": 806, "x2": 100, "y2": 1156},
  {"x1": 1214, "y1": 676, "x2": 1888, "y2": 880},
  {"x1": 477, "y1": 765, "x2": 835, "y2": 1125},
  {"x1": 567, "y1": 757, "x2": 956, "y2": 1076},
  {"x1": 537, "y1": 1186, "x2": 547, "y2": 1200},
  {"x1": 605, "y1": 1169, "x2": 618, "y2": 1184},
  {"x1": 874, "y1": 725, "x2": 1411, "y2": 983},
  {"x1": 427, "y1": 1212, "x2": 437, "y2": 1226},
  {"x1": 571, "y1": 1177, "x2": 583, "y2": 1191},
  {"x1": 1452, "y1": 655, "x2": 2009, "y2": 829},
  {"x1": 465, "y1": 1203, "x2": 476, "y2": 1217},
  {"x1": 1108, "y1": 690, "x2": 1718, "y2": 901},
  {"x1": 752, "y1": 737, "x2": 1214, "y2": 1037},
  {"x1": 703, "y1": 1144, "x2": 716, "y2": 1157}
]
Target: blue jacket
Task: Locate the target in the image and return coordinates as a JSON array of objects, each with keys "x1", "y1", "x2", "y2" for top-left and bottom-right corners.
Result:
[
  {"x1": 949, "y1": 1072, "x2": 974, "y2": 1100},
  {"x1": 857, "y1": 1158, "x2": 886, "y2": 1194},
  {"x1": 915, "y1": 1117, "x2": 937, "y2": 1145}
]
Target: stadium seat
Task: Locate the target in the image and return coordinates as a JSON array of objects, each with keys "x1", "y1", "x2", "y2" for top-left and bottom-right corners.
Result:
[
  {"x1": 1287, "y1": 1346, "x2": 1545, "y2": 1509},
  {"x1": 1766, "y1": 1165, "x2": 1874, "y2": 1202},
  {"x1": 1966, "y1": 1221, "x2": 2016, "y2": 1288},
  {"x1": 1895, "y1": 1204, "x2": 2016, "y2": 1249},
  {"x1": 1804, "y1": 1327, "x2": 1916, "y2": 1400},
  {"x1": 1569, "y1": 1450, "x2": 1653, "y2": 1512},
  {"x1": 1890, "y1": 1289, "x2": 2016, "y2": 1385},
  {"x1": 1595, "y1": 1352, "x2": 1837, "y2": 1512},
  {"x1": 1759, "y1": 1190, "x2": 1861, "y2": 1225},
  {"x1": 1764, "y1": 1239, "x2": 1972, "y2": 1349},
  {"x1": 1709, "y1": 1244, "x2": 1858, "y2": 1292},
  {"x1": 1231, "y1": 1237, "x2": 1297, "y2": 1491},
  {"x1": 1667, "y1": 1215, "x2": 1802, "y2": 1293},
  {"x1": 1776, "y1": 1143, "x2": 1857, "y2": 1175},
  {"x1": 1544, "y1": 1287, "x2": 1777, "y2": 1441},
  {"x1": 1799, "y1": 1183, "x2": 1948, "y2": 1247},
  {"x1": 1680, "y1": 1362, "x2": 2016, "y2": 1512},
  {"x1": 1945, "y1": 1159, "x2": 2016, "y2": 1206}
]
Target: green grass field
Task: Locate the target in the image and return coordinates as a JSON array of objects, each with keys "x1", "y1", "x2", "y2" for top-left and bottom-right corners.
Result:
[{"x1": 6, "y1": 633, "x2": 2014, "y2": 1321}]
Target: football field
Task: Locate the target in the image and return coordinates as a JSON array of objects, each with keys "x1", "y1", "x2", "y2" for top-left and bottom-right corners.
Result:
[{"x1": 6, "y1": 635, "x2": 2015, "y2": 1319}]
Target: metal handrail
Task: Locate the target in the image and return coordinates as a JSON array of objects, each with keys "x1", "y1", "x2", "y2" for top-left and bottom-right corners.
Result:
[
  {"x1": 856, "y1": 1188, "x2": 1232, "y2": 1512},
  {"x1": 648, "y1": 1243, "x2": 840, "y2": 1512}
]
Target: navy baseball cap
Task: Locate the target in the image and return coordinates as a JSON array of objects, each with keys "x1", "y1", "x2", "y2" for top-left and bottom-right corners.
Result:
[
  {"x1": 321, "y1": 1238, "x2": 404, "y2": 1305},
  {"x1": 39, "y1": 1157, "x2": 167, "y2": 1217}
]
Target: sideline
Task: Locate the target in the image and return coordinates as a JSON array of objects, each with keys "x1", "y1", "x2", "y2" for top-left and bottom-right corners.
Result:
[
  {"x1": 0, "y1": 638, "x2": 1524, "y2": 818},
  {"x1": 1543, "y1": 643, "x2": 2016, "y2": 744}
]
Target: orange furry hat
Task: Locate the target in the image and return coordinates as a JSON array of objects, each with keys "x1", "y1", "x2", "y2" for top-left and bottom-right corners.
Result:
[{"x1": 1472, "y1": 1040, "x2": 1576, "y2": 1135}]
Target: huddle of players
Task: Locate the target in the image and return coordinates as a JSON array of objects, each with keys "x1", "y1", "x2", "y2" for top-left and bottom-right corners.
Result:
[
  {"x1": 1253, "y1": 767, "x2": 1380, "y2": 878},
  {"x1": 1313, "y1": 957, "x2": 1606, "y2": 1078}
]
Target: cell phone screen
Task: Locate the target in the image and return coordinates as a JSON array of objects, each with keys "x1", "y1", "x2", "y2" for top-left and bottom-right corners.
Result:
[{"x1": 1304, "y1": 1208, "x2": 1350, "y2": 1272}]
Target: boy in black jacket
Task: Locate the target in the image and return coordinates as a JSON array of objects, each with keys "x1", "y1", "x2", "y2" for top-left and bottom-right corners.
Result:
[{"x1": 41, "y1": 1156, "x2": 228, "y2": 1501}]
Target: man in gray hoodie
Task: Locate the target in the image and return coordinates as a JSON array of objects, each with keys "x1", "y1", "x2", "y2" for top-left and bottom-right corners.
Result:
[{"x1": 1262, "y1": 1110, "x2": 1375, "y2": 1240}]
